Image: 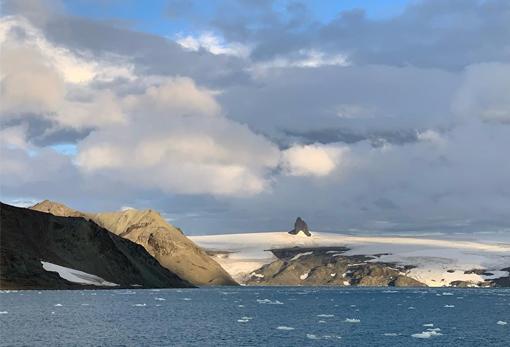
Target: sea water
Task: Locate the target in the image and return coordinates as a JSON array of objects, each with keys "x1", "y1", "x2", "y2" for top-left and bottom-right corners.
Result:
[{"x1": 1, "y1": 287, "x2": 509, "y2": 346}]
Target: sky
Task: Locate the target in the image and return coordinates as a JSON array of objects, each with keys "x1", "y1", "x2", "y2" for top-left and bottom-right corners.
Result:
[{"x1": 1, "y1": 0, "x2": 510, "y2": 235}]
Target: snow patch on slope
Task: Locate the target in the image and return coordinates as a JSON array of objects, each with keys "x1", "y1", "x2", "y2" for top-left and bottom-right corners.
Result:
[{"x1": 41, "y1": 261, "x2": 119, "y2": 287}]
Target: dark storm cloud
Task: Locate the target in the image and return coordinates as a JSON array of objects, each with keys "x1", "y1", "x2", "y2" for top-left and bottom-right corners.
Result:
[
  {"x1": 207, "y1": 0, "x2": 510, "y2": 69},
  {"x1": 282, "y1": 128, "x2": 422, "y2": 147},
  {"x1": 219, "y1": 65, "x2": 459, "y2": 136}
]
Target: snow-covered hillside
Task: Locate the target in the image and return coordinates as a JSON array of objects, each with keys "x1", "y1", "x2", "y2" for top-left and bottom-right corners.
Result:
[{"x1": 191, "y1": 231, "x2": 510, "y2": 287}]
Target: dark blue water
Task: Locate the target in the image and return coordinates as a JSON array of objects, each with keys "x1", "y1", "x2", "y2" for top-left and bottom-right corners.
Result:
[{"x1": 1, "y1": 287, "x2": 509, "y2": 346}]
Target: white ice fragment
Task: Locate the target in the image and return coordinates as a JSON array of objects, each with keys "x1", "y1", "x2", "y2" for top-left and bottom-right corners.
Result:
[
  {"x1": 344, "y1": 318, "x2": 360, "y2": 323},
  {"x1": 411, "y1": 331, "x2": 443, "y2": 338},
  {"x1": 257, "y1": 299, "x2": 283, "y2": 305},
  {"x1": 317, "y1": 314, "x2": 334, "y2": 318},
  {"x1": 276, "y1": 326, "x2": 295, "y2": 330},
  {"x1": 497, "y1": 321, "x2": 507, "y2": 325}
]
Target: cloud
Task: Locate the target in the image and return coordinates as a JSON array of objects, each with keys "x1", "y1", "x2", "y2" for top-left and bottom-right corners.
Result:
[
  {"x1": 281, "y1": 143, "x2": 349, "y2": 177},
  {"x1": 1, "y1": 2, "x2": 510, "y2": 234},
  {"x1": 0, "y1": 17, "x2": 129, "y2": 129},
  {"x1": 176, "y1": 32, "x2": 250, "y2": 57},
  {"x1": 75, "y1": 78, "x2": 280, "y2": 196},
  {"x1": 452, "y1": 63, "x2": 510, "y2": 124}
]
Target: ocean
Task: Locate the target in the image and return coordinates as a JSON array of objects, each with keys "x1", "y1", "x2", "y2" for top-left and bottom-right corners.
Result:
[{"x1": 1, "y1": 287, "x2": 509, "y2": 346}]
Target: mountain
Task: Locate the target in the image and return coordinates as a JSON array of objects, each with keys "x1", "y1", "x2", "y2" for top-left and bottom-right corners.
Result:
[
  {"x1": 0, "y1": 203, "x2": 191, "y2": 289},
  {"x1": 191, "y1": 231, "x2": 510, "y2": 287},
  {"x1": 288, "y1": 217, "x2": 311, "y2": 237},
  {"x1": 31, "y1": 200, "x2": 237, "y2": 286}
]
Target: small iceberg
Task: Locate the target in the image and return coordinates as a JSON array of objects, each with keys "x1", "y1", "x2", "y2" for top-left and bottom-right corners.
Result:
[
  {"x1": 276, "y1": 326, "x2": 295, "y2": 330},
  {"x1": 257, "y1": 299, "x2": 283, "y2": 305}
]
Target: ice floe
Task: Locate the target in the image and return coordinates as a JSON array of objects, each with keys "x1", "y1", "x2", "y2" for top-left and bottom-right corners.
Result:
[
  {"x1": 344, "y1": 318, "x2": 360, "y2": 323},
  {"x1": 317, "y1": 314, "x2": 334, "y2": 318},
  {"x1": 257, "y1": 299, "x2": 283, "y2": 305},
  {"x1": 133, "y1": 304, "x2": 146, "y2": 307},
  {"x1": 411, "y1": 329, "x2": 443, "y2": 339},
  {"x1": 497, "y1": 321, "x2": 507, "y2": 325},
  {"x1": 276, "y1": 326, "x2": 295, "y2": 330},
  {"x1": 154, "y1": 297, "x2": 166, "y2": 301},
  {"x1": 0, "y1": 311, "x2": 8, "y2": 314}
]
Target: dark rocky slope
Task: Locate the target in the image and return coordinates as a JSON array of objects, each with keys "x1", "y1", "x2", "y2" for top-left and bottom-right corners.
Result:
[
  {"x1": 245, "y1": 247, "x2": 425, "y2": 287},
  {"x1": 0, "y1": 203, "x2": 192, "y2": 289},
  {"x1": 31, "y1": 200, "x2": 237, "y2": 286}
]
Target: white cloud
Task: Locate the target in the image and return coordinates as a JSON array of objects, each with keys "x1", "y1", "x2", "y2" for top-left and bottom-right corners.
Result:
[
  {"x1": 75, "y1": 78, "x2": 280, "y2": 196},
  {"x1": 281, "y1": 143, "x2": 349, "y2": 177},
  {"x1": 176, "y1": 32, "x2": 250, "y2": 58},
  {"x1": 416, "y1": 130, "x2": 445, "y2": 145},
  {"x1": 252, "y1": 49, "x2": 349, "y2": 75},
  {"x1": 0, "y1": 16, "x2": 129, "y2": 128}
]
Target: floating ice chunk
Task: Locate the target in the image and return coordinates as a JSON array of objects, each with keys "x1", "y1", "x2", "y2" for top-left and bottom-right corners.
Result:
[
  {"x1": 442, "y1": 292, "x2": 453, "y2": 296},
  {"x1": 408, "y1": 306, "x2": 415, "y2": 310},
  {"x1": 154, "y1": 297, "x2": 166, "y2": 301},
  {"x1": 411, "y1": 330, "x2": 443, "y2": 338},
  {"x1": 497, "y1": 321, "x2": 507, "y2": 325},
  {"x1": 318, "y1": 320, "x2": 326, "y2": 323},
  {"x1": 54, "y1": 304, "x2": 63, "y2": 307},
  {"x1": 291, "y1": 252, "x2": 313, "y2": 261},
  {"x1": 300, "y1": 272, "x2": 309, "y2": 280},
  {"x1": 276, "y1": 326, "x2": 295, "y2": 330},
  {"x1": 306, "y1": 334, "x2": 319, "y2": 340},
  {"x1": 444, "y1": 305, "x2": 455, "y2": 308},
  {"x1": 0, "y1": 311, "x2": 7, "y2": 314},
  {"x1": 238, "y1": 304, "x2": 245, "y2": 307},
  {"x1": 383, "y1": 333, "x2": 398, "y2": 336},
  {"x1": 81, "y1": 304, "x2": 89, "y2": 306},
  {"x1": 344, "y1": 318, "x2": 360, "y2": 323},
  {"x1": 182, "y1": 298, "x2": 192, "y2": 301},
  {"x1": 133, "y1": 304, "x2": 146, "y2": 307},
  {"x1": 237, "y1": 319, "x2": 249, "y2": 323},
  {"x1": 257, "y1": 299, "x2": 283, "y2": 305},
  {"x1": 317, "y1": 314, "x2": 334, "y2": 318},
  {"x1": 423, "y1": 323, "x2": 434, "y2": 327},
  {"x1": 41, "y1": 261, "x2": 118, "y2": 287}
]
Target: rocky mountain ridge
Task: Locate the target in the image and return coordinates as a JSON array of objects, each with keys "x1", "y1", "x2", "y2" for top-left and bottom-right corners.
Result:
[
  {"x1": 0, "y1": 203, "x2": 191, "y2": 289},
  {"x1": 30, "y1": 200, "x2": 237, "y2": 286}
]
